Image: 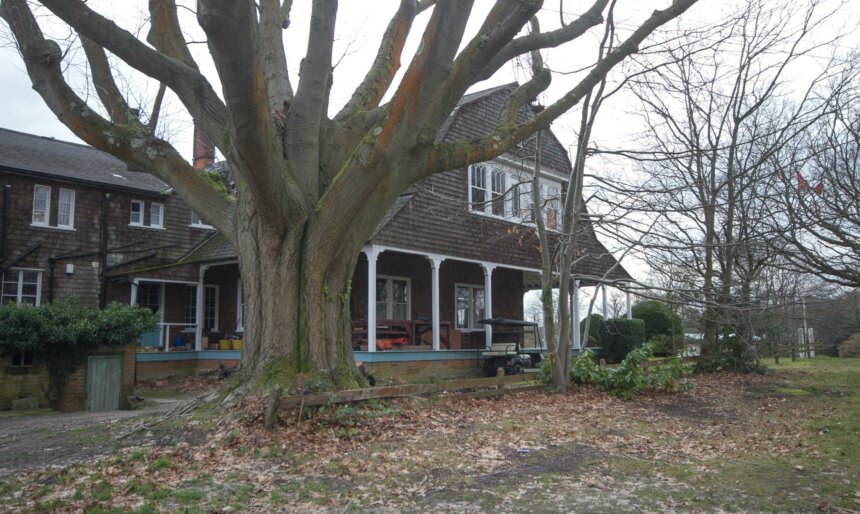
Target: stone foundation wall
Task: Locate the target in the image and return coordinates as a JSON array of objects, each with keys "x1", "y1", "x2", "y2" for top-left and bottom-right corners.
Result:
[{"x1": 0, "y1": 360, "x2": 49, "y2": 410}]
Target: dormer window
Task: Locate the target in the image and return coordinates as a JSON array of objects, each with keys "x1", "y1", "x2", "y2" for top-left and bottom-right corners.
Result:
[
  {"x1": 190, "y1": 211, "x2": 215, "y2": 230},
  {"x1": 150, "y1": 203, "x2": 164, "y2": 228}
]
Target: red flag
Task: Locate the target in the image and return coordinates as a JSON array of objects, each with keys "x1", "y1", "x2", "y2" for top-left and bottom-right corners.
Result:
[
  {"x1": 814, "y1": 182, "x2": 823, "y2": 196},
  {"x1": 796, "y1": 172, "x2": 808, "y2": 191}
]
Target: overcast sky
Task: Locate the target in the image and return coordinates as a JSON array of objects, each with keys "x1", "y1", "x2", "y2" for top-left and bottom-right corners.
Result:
[{"x1": 0, "y1": 0, "x2": 855, "y2": 297}]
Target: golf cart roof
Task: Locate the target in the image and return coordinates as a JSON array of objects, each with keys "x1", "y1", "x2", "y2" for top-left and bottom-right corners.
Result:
[{"x1": 477, "y1": 318, "x2": 539, "y2": 327}]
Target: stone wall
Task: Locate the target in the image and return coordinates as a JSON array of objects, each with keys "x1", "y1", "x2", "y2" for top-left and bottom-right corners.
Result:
[{"x1": 0, "y1": 356, "x2": 49, "y2": 409}]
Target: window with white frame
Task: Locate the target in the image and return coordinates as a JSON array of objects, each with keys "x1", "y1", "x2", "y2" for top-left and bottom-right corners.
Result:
[
  {"x1": 455, "y1": 284, "x2": 484, "y2": 330},
  {"x1": 469, "y1": 164, "x2": 488, "y2": 211},
  {"x1": 1, "y1": 269, "x2": 42, "y2": 305},
  {"x1": 184, "y1": 285, "x2": 197, "y2": 324},
  {"x1": 469, "y1": 163, "x2": 563, "y2": 228},
  {"x1": 190, "y1": 211, "x2": 215, "y2": 229},
  {"x1": 129, "y1": 200, "x2": 144, "y2": 226},
  {"x1": 150, "y1": 203, "x2": 164, "y2": 228},
  {"x1": 57, "y1": 188, "x2": 75, "y2": 228},
  {"x1": 32, "y1": 185, "x2": 50, "y2": 225},
  {"x1": 375, "y1": 276, "x2": 410, "y2": 320},
  {"x1": 184, "y1": 285, "x2": 219, "y2": 329}
]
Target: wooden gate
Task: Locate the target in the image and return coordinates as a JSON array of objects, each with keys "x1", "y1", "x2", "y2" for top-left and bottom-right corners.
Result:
[{"x1": 85, "y1": 354, "x2": 122, "y2": 411}]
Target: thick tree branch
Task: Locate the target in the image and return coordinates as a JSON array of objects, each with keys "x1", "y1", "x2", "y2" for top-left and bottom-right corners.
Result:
[
  {"x1": 81, "y1": 37, "x2": 138, "y2": 126},
  {"x1": 287, "y1": 0, "x2": 338, "y2": 199},
  {"x1": 147, "y1": 0, "x2": 198, "y2": 69},
  {"x1": 335, "y1": 0, "x2": 425, "y2": 119},
  {"x1": 476, "y1": 0, "x2": 610, "y2": 82},
  {"x1": 0, "y1": 0, "x2": 233, "y2": 233},
  {"x1": 427, "y1": 0, "x2": 699, "y2": 174},
  {"x1": 198, "y1": 0, "x2": 303, "y2": 225},
  {"x1": 259, "y1": 0, "x2": 293, "y2": 112},
  {"x1": 35, "y1": 0, "x2": 230, "y2": 154}
]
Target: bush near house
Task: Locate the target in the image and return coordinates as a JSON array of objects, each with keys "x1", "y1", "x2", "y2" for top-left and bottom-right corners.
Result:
[
  {"x1": 580, "y1": 313, "x2": 603, "y2": 345},
  {"x1": 0, "y1": 300, "x2": 156, "y2": 408},
  {"x1": 837, "y1": 334, "x2": 860, "y2": 357},
  {"x1": 632, "y1": 300, "x2": 684, "y2": 356},
  {"x1": 599, "y1": 318, "x2": 646, "y2": 364}
]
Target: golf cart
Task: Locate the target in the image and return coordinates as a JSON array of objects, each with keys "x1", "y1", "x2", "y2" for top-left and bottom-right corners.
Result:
[{"x1": 478, "y1": 318, "x2": 546, "y2": 376}]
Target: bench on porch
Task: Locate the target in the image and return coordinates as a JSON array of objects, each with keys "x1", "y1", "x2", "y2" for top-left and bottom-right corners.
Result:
[{"x1": 351, "y1": 319, "x2": 450, "y2": 350}]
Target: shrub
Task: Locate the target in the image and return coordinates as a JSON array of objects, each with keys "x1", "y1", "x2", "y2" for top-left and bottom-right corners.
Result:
[
  {"x1": 837, "y1": 334, "x2": 860, "y2": 358},
  {"x1": 0, "y1": 300, "x2": 157, "y2": 407},
  {"x1": 579, "y1": 314, "x2": 603, "y2": 344},
  {"x1": 599, "y1": 318, "x2": 646, "y2": 363},
  {"x1": 566, "y1": 343, "x2": 693, "y2": 399},
  {"x1": 632, "y1": 301, "x2": 683, "y2": 355}
]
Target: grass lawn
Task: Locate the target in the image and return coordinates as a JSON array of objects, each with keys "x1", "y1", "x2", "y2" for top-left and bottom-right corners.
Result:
[{"x1": 1, "y1": 356, "x2": 858, "y2": 513}]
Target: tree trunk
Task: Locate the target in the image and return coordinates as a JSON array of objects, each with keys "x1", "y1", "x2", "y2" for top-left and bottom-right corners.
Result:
[{"x1": 233, "y1": 198, "x2": 363, "y2": 390}]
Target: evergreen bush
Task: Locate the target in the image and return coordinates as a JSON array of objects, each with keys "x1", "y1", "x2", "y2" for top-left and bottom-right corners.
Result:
[{"x1": 599, "y1": 318, "x2": 646, "y2": 363}]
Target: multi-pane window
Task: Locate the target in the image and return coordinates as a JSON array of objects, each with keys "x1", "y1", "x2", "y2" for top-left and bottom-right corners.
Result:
[
  {"x1": 469, "y1": 164, "x2": 488, "y2": 211},
  {"x1": 375, "y1": 276, "x2": 410, "y2": 320},
  {"x1": 32, "y1": 185, "x2": 51, "y2": 225},
  {"x1": 10, "y1": 351, "x2": 34, "y2": 367},
  {"x1": 184, "y1": 285, "x2": 197, "y2": 324},
  {"x1": 455, "y1": 284, "x2": 485, "y2": 329},
  {"x1": 204, "y1": 286, "x2": 218, "y2": 330},
  {"x1": 150, "y1": 203, "x2": 164, "y2": 228},
  {"x1": 57, "y1": 188, "x2": 75, "y2": 228},
  {"x1": 491, "y1": 170, "x2": 506, "y2": 216},
  {"x1": 1, "y1": 269, "x2": 41, "y2": 305},
  {"x1": 137, "y1": 282, "x2": 161, "y2": 315},
  {"x1": 544, "y1": 184, "x2": 560, "y2": 229},
  {"x1": 129, "y1": 200, "x2": 144, "y2": 225}
]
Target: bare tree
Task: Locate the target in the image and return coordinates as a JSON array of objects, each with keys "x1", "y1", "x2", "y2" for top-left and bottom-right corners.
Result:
[
  {"x1": 595, "y1": 0, "x2": 846, "y2": 369},
  {"x1": 1, "y1": 0, "x2": 699, "y2": 389}
]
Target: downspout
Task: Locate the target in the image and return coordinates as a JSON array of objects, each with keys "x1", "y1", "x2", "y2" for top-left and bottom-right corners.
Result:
[{"x1": 98, "y1": 193, "x2": 110, "y2": 308}]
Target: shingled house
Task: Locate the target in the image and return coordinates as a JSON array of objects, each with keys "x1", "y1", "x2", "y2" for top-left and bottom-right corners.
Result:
[{"x1": 1, "y1": 83, "x2": 632, "y2": 386}]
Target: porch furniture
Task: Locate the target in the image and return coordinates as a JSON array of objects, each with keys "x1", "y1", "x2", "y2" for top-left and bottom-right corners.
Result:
[{"x1": 351, "y1": 319, "x2": 451, "y2": 350}]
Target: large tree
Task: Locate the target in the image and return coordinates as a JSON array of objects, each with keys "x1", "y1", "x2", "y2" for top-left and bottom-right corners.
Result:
[{"x1": 1, "y1": 0, "x2": 697, "y2": 389}]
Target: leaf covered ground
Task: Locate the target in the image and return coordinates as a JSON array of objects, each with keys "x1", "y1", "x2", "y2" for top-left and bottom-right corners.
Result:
[{"x1": 1, "y1": 357, "x2": 858, "y2": 513}]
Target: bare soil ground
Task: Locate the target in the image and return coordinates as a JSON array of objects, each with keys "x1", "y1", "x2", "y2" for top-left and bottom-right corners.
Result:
[{"x1": 0, "y1": 357, "x2": 858, "y2": 513}]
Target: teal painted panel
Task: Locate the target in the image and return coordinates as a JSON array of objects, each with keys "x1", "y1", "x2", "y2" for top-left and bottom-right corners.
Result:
[
  {"x1": 138, "y1": 330, "x2": 161, "y2": 347},
  {"x1": 86, "y1": 355, "x2": 121, "y2": 411}
]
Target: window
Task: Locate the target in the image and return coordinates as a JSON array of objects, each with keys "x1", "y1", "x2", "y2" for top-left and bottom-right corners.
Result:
[
  {"x1": 491, "y1": 170, "x2": 506, "y2": 216},
  {"x1": 10, "y1": 351, "x2": 34, "y2": 367},
  {"x1": 376, "y1": 276, "x2": 410, "y2": 320},
  {"x1": 1, "y1": 269, "x2": 41, "y2": 305},
  {"x1": 129, "y1": 200, "x2": 144, "y2": 226},
  {"x1": 455, "y1": 284, "x2": 484, "y2": 330},
  {"x1": 57, "y1": 188, "x2": 75, "y2": 228},
  {"x1": 31, "y1": 185, "x2": 51, "y2": 225},
  {"x1": 136, "y1": 282, "x2": 161, "y2": 315},
  {"x1": 191, "y1": 211, "x2": 214, "y2": 229},
  {"x1": 544, "y1": 185, "x2": 560, "y2": 230},
  {"x1": 184, "y1": 285, "x2": 197, "y2": 324},
  {"x1": 150, "y1": 203, "x2": 164, "y2": 228},
  {"x1": 130, "y1": 200, "x2": 165, "y2": 228},
  {"x1": 204, "y1": 286, "x2": 218, "y2": 330},
  {"x1": 469, "y1": 164, "x2": 488, "y2": 211}
]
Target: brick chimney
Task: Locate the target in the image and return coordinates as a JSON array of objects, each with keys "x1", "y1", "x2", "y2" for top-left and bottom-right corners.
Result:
[{"x1": 192, "y1": 124, "x2": 216, "y2": 170}]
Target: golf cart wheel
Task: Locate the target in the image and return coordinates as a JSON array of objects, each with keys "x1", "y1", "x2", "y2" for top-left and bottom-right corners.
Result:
[{"x1": 512, "y1": 362, "x2": 524, "y2": 375}]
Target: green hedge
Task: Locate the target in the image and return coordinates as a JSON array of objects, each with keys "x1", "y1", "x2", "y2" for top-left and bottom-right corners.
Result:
[
  {"x1": 579, "y1": 313, "x2": 603, "y2": 345},
  {"x1": 598, "y1": 318, "x2": 646, "y2": 363},
  {"x1": 0, "y1": 300, "x2": 157, "y2": 407},
  {"x1": 631, "y1": 300, "x2": 683, "y2": 355}
]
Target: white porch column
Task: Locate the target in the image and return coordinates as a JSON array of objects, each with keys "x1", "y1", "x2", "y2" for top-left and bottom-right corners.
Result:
[
  {"x1": 482, "y1": 264, "x2": 495, "y2": 349},
  {"x1": 366, "y1": 247, "x2": 380, "y2": 352},
  {"x1": 626, "y1": 283, "x2": 632, "y2": 320},
  {"x1": 602, "y1": 284, "x2": 608, "y2": 318},
  {"x1": 429, "y1": 255, "x2": 444, "y2": 351},
  {"x1": 195, "y1": 265, "x2": 209, "y2": 351},
  {"x1": 572, "y1": 280, "x2": 581, "y2": 350},
  {"x1": 129, "y1": 279, "x2": 138, "y2": 306}
]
